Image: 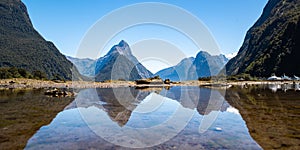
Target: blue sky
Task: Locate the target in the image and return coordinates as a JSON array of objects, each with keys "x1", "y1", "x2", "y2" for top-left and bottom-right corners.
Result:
[{"x1": 22, "y1": 0, "x2": 268, "y2": 62}]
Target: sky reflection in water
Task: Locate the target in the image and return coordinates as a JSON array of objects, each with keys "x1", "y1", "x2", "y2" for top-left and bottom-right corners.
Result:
[{"x1": 25, "y1": 87, "x2": 262, "y2": 149}]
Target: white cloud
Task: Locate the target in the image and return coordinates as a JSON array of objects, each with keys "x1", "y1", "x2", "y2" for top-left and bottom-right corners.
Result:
[
  {"x1": 225, "y1": 52, "x2": 238, "y2": 59},
  {"x1": 226, "y1": 106, "x2": 240, "y2": 115}
]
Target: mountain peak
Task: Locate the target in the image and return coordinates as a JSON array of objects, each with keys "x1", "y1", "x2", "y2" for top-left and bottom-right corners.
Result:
[
  {"x1": 118, "y1": 40, "x2": 128, "y2": 47},
  {"x1": 196, "y1": 51, "x2": 210, "y2": 58},
  {"x1": 198, "y1": 51, "x2": 209, "y2": 55},
  {"x1": 108, "y1": 40, "x2": 132, "y2": 56},
  {"x1": 95, "y1": 41, "x2": 153, "y2": 81},
  {"x1": 155, "y1": 52, "x2": 228, "y2": 81}
]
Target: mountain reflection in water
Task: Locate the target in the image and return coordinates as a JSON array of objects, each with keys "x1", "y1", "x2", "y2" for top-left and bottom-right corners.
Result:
[
  {"x1": 226, "y1": 85, "x2": 300, "y2": 149},
  {"x1": 65, "y1": 87, "x2": 229, "y2": 127},
  {"x1": 24, "y1": 85, "x2": 300, "y2": 149}
]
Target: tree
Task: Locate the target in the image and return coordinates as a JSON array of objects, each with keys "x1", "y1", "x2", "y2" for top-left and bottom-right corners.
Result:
[{"x1": 32, "y1": 70, "x2": 47, "y2": 80}]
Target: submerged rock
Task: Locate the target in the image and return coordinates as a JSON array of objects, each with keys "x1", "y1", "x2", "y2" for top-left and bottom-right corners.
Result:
[{"x1": 44, "y1": 88, "x2": 73, "y2": 97}]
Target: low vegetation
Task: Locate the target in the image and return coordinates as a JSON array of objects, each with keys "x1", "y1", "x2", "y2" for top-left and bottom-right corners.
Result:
[
  {"x1": 198, "y1": 74, "x2": 258, "y2": 81},
  {"x1": 198, "y1": 76, "x2": 212, "y2": 81},
  {"x1": 226, "y1": 74, "x2": 258, "y2": 81},
  {"x1": 0, "y1": 67, "x2": 64, "y2": 81}
]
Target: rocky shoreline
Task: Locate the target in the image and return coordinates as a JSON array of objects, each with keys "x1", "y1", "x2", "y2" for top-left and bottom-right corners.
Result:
[{"x1": 0, "y1": 78, "x2": 298, "y2": 90}]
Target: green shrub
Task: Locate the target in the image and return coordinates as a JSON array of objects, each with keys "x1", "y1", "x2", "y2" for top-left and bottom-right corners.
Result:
[
  {"x1": 226, "y1": 73, "x2": 258, "y2": 81},
  {"x1": 0, "y1": 67, "x2": 39, "y2": 79},
  {"x1": 198, "y1": 77, "x2": 211, "y2": 81},
  {"x1": 32, "y1": 70, "x2": 47, "y2": 80}
]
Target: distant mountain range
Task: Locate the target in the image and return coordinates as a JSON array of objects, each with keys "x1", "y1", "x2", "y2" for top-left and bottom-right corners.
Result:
[
  {"x1": 94, "y1": 40, "x2": 153, "y2": 81},
  {"x1": 2, "y1": 0, "x2": 298, "y2": 81},
  {"x1": 155, "y1": 57, "x2": 195, "y2": 81},
  {"x1": 224, "y1": 0, "x2": 300, "y2": 77},
  {"x1": 66, "y1": 56, "x2": 95, "y2": 77},
  {"x1": 155, "y1": 51, "x2": 228, "y2": 81},
  {"x1": 0, "y1": 0, "x2": 81, "y2": 80},
  {"x1": 69, "y1": 44, "x2": 228, "y2": 81}
]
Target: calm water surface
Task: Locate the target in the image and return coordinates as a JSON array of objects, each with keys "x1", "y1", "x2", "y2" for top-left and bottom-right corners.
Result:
[
  {"x1": 2, "y1": 85, "x2": 300, "y2": 149},
  {"x1": 0, "y1": 89, "x2": 74, "y2": 149}
]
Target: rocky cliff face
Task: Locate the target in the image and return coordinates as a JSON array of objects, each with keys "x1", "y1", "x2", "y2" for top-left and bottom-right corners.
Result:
[
  {"x1": 0, "y1": 0, "x2": 81, "y2": 80},
  {"x1": 95, "y1": 40, "x2": 153, "y2": 81},
  {"x1": 225, "y1": 0, "x2": 300, "y2": 77}
]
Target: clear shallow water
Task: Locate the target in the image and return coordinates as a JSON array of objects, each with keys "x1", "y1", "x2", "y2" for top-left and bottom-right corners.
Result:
[
  {"x1": 226, "y1": 85, "x2": 300, "y2": 149},
  {"x1": 1, "y1": 86, "x2": 298, "y2": 149},
  {"x1": 25, "y1": 86, "x2": 264, "y2": 149},
  {"x1": 0, "y1": 89, "x2": 74, "y2": 149}
]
